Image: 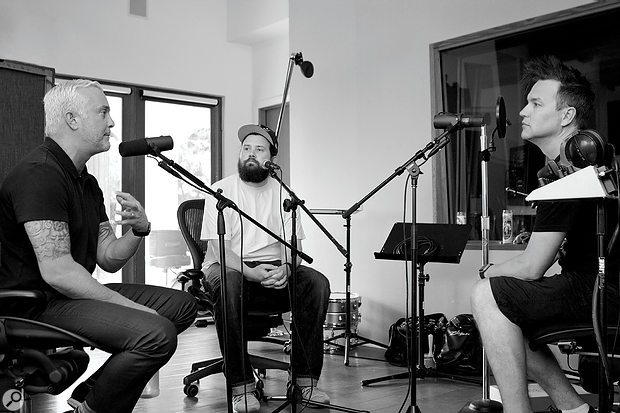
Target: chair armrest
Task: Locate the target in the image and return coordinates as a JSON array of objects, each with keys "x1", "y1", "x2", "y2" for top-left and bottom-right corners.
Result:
[{"x1": 180, "y1": 269, "x2": 204, "y2": 281}]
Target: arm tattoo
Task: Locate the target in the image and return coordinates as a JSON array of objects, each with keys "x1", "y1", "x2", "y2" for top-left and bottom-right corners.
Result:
[
  {"x1": 24, "y1": 220, "x2": 71, "y2": 262},
  {"x1": 98, "y1": 221, "x2": 114, "y2": 241}
]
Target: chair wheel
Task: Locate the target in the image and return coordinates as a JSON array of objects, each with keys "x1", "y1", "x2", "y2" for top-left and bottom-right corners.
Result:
[
  {"x1": 257, "y1": 368, "x2": 266, "y2": 378},
  {"x1": 184, "y1": 383, "x2": 199, "y2": 397},
  {"x1": 254, "y1": 387, "x2": 265, "y2": 401}
]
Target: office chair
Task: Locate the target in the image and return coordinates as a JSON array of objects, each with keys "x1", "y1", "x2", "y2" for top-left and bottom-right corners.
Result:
[
  {"x1": 0, "y1": 289, "x2": 96, "y2": 413},
  {"x1": 528, "y1": 320, "x2": 620, "y2": 411},
  {"x1": 176, "y1": 199, "x2": 289, "y2": 398}
]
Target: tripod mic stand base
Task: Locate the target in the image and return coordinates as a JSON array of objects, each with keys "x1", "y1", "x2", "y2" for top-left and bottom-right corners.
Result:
[{"x1": 458, "y1": 399, "x2": 503, "y2": 413}]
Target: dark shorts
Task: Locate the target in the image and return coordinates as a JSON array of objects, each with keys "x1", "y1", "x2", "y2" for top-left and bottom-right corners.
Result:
[{"x1": 489, "y1": 270, "x2": 619, "y2": 337}]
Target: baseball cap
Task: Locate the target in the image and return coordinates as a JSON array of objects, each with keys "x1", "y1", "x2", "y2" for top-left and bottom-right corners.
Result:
[{"x1": 237, "y1": 124, "x2": 278, "y2": 156}]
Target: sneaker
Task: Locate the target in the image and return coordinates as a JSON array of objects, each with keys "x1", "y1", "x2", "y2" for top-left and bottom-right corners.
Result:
[
  {"x1": 67, "y1": 378, "x2": 95, "y2": 408},
  {"x1": 232, "y1": 392, "x2": 261, "y2": 413},
  {"x1": 300, "y1": 385, "x2": 330, "y2": 406}
]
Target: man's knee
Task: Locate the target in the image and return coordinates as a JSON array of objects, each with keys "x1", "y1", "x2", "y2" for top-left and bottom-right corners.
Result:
[
  {"x1": 298, "y1": 266, "x2": 330, "y2": 299},
  {"x1": 470, "y1": 278, "x2": 493, "y2": 315},
  {"x1": 139, "y1": 318, "x2": 179, "y2": 362}
]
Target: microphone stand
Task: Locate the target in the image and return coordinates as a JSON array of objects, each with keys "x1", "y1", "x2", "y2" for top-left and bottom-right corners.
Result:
[
  {"x1": 342, "y1": 125, "x2": 457, "y2": 413},
  {"x1": 150, "y1": 149, "x2": 311, "y2": 413},
  {"x1": 267, "y1": 170, "x2": 369, "y2": 413},
  {"x1": 458, "y1": 125, "x2": 502, "y2": 413}
]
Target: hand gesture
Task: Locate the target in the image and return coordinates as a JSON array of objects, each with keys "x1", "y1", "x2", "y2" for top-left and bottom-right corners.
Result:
[{"x1": 115, "y1": 191, "x2": 150, "y2": 233}]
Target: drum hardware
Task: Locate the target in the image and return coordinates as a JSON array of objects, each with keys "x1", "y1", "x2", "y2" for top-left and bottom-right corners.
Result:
[{"x1": 312, "y1": 210, "x2": 389, "y2": 366}]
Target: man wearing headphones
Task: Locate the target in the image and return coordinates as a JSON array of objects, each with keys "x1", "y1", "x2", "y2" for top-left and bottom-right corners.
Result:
[
  {"x1": 200, "y1": 124, "x2": 331, "y2": 413},
  {"x1": 471, "y1": 56, "x2": 619, "y2": 413}
]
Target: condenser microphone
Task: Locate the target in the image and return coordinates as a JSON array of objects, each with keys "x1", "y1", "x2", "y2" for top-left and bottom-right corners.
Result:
[
  {"x1": 261, "y1": 159, "x2": 281, "y2": 170},
  {"x1": 119, "y1": 136, "x2": 174, "y2": 157},
  {"x1": 294, "y1": 52, "x2": 314, "y2": 78},
  {"x1": 433, "y1": 112, "x2": 484, "y2": 130}
]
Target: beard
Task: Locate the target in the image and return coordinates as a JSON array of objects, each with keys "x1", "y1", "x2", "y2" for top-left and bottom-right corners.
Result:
[{"x1": 238, "y1": 158, "x2": 270, "y2": 183}]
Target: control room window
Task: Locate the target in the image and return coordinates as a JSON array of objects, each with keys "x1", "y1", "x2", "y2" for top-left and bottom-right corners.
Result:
[{"x1": 431, "y1": 3, "x2": 620, "y2": 244}]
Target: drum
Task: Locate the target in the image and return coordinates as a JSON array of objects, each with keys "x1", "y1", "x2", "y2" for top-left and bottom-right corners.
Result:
[
  {"x1": 324, "y1": 311, "x2": 361, "y2": 328},
  {"x1": 326, "y1": 292, "x2": 361, "y2": 313},
  {"x1": 323, "y1": 292, "x2": 362, "y2": 329},
  {"x1": 323, "y1": 292, "x2": 362, "y2": 352}
]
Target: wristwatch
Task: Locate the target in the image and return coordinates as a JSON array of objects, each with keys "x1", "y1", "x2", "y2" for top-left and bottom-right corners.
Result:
[
  {"x1": 478, "y1": 263, "x2": 493, "y2": 279},
  {"x1": 132, "y1": 222, "x2": 151, "y2": 237}
]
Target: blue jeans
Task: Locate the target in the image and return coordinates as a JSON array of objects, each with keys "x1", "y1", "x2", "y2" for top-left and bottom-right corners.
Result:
[
  {"x1": 28, "y1": 283, "x2": 197, "y2": 413},
  {"x1": 205, "y1": 262, "x2": 330, "y2": 391}
]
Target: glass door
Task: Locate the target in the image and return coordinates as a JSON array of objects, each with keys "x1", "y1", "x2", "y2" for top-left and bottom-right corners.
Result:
[
  {"x1": 87, "y1": 95, "x2": 123, "y2": 284},
  {"x1": 144, "y1": 101, "x2": 212, "y2": 287}
]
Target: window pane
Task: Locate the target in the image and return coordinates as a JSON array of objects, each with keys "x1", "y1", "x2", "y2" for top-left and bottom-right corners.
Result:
[
  {"x1": 87, "y1": 95, "x2": 123, "y2": 283},
  {"x1": 144, "y1": 101, "x2": 211, "y2": 287},
  {"x1": 436, "y1": 7, "x2": 620, "y2": 242}
]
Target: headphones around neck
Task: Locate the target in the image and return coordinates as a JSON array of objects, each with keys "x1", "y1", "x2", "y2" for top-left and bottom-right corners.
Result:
[{"x1": 536, "y1": 129, "x2": 613, "y2": 186}]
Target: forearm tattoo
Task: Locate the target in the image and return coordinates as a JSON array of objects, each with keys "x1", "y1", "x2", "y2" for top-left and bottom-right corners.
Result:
[
  {"x1": 98, "y1": 222, "x2": 114, "y2": 240},
  {"x1": 24, "y1": 220, "x2": 71, "y2": 262}
]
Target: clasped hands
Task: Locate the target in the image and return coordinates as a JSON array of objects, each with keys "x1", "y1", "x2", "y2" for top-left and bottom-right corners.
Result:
[{"x1": 249, "y1": 263, "x2": 291, "y2": 289}]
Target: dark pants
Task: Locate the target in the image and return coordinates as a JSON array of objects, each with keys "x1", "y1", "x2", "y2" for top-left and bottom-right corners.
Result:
[
  {"x1": 205, "y1": 263, "x2": 330, "y2": 391},
  {"x1": 29, "y1": 283, "x2": 197, "y2": 413}
]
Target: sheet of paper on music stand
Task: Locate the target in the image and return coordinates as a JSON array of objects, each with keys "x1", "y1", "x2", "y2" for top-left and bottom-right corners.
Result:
[{"x1": 526, "y1": 165, "x2": 613, "y2": 202}]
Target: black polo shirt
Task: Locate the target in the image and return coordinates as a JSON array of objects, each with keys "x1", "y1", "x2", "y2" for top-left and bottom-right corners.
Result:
[{"x1": 0, "y1": 138, "x2": 108, "y2": 292}]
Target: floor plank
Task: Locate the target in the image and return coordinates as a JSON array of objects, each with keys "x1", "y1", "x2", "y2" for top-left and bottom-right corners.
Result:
[{"x1": 32, "y1": 324, "x2": 483, "y2": 412}]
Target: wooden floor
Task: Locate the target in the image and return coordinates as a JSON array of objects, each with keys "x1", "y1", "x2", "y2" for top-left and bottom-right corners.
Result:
[{"x1": 33, "y1": 322, "x2": 483, "y2": 413}]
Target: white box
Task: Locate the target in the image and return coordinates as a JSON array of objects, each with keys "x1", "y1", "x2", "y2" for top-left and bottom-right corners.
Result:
[{"x1": 490, "y1": 383, "x2": 598, "y2": 412}]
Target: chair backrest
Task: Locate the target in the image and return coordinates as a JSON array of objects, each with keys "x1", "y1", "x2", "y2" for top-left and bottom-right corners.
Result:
[
  {"x1": 176, "y1": 199, "x2": 284, "y2": 334},
  {"x1": 177, "y1": 199, "x2": 209, "y2": 270}
]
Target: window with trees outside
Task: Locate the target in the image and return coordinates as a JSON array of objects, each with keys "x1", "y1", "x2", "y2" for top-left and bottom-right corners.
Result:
[{"x1": 57, "y1": 77, "x2": 222, "y2": 285}]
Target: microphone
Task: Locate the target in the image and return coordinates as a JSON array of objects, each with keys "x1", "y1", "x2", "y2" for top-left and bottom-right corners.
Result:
[
  {"x1": 119, "y1": 136, "x2": 174, "y2": 157},
  {"x1": 262, "y1": 159, "x2": 281, "y2": 170},
  {"x1": 293, "y1": 52, "x2": 314, "y2": 78},
  {"x1": 433, "y1": 112, "x2": 484, "y2": 130}
]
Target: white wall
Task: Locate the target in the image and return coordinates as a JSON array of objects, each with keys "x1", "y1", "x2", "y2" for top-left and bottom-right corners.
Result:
[
  {"x1": 286, "y1": 0, "x2": 593, "y2": 343},
  {"x1": 0, "y1": 0, "x2": 253, "y2": 175},
  {"x1": 0, "y1": 0, "x2": 594, "y2": 343}
]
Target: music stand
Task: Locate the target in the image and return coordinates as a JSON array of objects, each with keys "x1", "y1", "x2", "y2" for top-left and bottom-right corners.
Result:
[{"x1": 361, "y1": 222, "x2": 471, "y2": 386}]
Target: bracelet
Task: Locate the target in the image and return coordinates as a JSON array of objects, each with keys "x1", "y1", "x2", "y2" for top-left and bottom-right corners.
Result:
[{"x1": 478, "y1": 263, "x2": 493, "y2": 279}]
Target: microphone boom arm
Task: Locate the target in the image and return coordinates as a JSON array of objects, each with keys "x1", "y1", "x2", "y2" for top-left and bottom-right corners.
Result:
[
  {"x1": 342, "y1": 125, "x2": 456, "y2": 218},
  {"x1": 154, "y1": 150, "x2": 312, "y2": 264},
  {"x1": 275, "y1": 53, "x2": 297, "y2": 137},
  {"x1": 269, "y1": 171, "x2": 348, "y2": 258}
]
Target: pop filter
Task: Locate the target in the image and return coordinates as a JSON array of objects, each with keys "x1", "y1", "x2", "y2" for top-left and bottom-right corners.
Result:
[{"x1": 496, "y1": 96, "x2": 507, "y2": 139}]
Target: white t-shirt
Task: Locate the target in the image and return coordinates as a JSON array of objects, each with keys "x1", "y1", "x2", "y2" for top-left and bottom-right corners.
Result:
[{"x1": 200, "y1": 174, "x2": 305, "y2": 269}]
